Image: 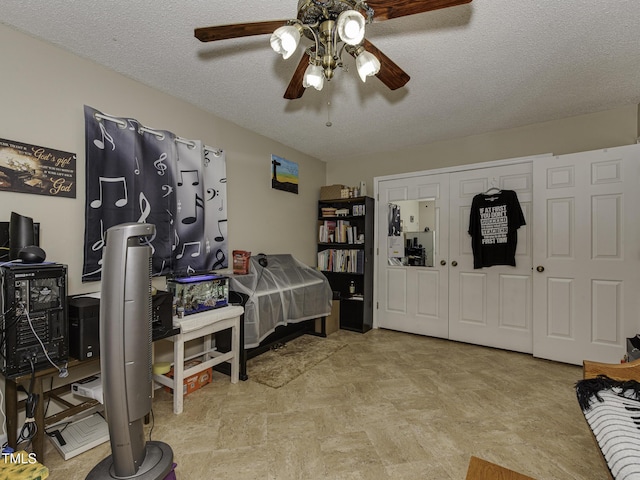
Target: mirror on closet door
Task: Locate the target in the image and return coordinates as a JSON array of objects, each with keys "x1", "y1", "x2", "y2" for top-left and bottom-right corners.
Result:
[{"x1": 387, "y1": 199, "x2": 436, "y2": 267}]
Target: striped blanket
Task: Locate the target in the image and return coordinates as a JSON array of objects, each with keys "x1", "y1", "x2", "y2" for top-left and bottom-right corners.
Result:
[{"x1": 576, "y1": 376, "x2": 640, "y2": 480}]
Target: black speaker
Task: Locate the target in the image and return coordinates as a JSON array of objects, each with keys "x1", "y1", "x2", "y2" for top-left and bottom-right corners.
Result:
[
  {"x1": 9, "y1": 212, "x2": 35, "y2": 260},
  {"x1": 257, "y1": 253, "x2": 268, "y2": 268}
]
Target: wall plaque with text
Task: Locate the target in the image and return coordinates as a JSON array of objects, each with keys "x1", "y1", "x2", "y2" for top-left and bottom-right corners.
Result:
[{"x1": 0, "y1": 137, "x2": 76, "y2": 198}]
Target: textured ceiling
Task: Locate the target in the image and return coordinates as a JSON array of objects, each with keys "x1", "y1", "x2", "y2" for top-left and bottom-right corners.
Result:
[{"x1": 1, "y1": 1, "x2": 639, "y2": 163}]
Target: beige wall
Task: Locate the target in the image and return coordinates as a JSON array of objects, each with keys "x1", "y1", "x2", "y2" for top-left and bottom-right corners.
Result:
[
  {"x1": 327, "y1": 105, "x2": 639, "y2": 192},
  {"x1": 1, "y1": 20, "x2": 639, "y2": 448},
  {"x1": 0, "y1": 24, "x2": 326, "y2": 297},
  {"x1": 2, "y1": 21, "x2": 637, "y2": 296}
]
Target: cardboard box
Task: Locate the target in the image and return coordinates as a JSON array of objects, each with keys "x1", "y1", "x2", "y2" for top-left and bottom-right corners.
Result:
[
  {"x1": 164, "y1": 360, "x2": 212, "y2": 396},
  {"x1": 320, "y1": 184, "x2": 347, "y2": 200},
  {"x1": 315, "y1": 299, "x2": 340, "y2": 335}
]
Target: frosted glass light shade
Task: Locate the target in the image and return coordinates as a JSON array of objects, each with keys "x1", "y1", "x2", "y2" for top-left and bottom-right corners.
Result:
[
  {"x1": 356, "y1": 50, "x2": 380, "y2": 82},
  {"x1": 270, "y1": 25, "x2": 301, "y2": 59},
  {"x1": 336, "y1": 10, "x2": 365, "y2": 46},
  {"x1": 303, "y1": 64, "x2": 324, "y2": 91}
]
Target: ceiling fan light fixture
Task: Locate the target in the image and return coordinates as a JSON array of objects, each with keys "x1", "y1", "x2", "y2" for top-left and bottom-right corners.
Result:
[
  {"x1": 196, "y1": 0, "x2": 471, "y2": 99},
  {"x1": 303, "y1": 63, "x2": 324, "y2": 91},
  {"x1": 270, "y1": 24, "x2": 302, "y2": 59},
  {"x1": 355, "y1": 49, "x2": 380, "y2": 82},
  {"x1": 336, "y1": 10, "x2": 366, "y2": 46}
]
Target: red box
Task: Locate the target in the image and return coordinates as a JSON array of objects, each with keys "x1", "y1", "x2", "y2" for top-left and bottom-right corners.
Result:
[
  {"x1": 233, "y1": 250, "x2": 251, "y2": 275},
  {"x1": 164, "y1": 360, "x2": 212, "y2": 396}
]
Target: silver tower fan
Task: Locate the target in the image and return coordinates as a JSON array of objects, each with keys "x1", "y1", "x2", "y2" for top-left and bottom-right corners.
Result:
[{"x1": 87, "y1": 223, "x2": 173, "y2": 480}]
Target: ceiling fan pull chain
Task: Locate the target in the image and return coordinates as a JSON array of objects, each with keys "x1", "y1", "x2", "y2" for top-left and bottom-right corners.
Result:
[{"x1": 325, "y1": 80, "x2": 334, "y2": 127}]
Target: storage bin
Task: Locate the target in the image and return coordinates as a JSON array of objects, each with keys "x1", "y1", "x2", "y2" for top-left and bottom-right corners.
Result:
[{"x1": 320, "y1": 184, "x2": 347, "y2": 200}]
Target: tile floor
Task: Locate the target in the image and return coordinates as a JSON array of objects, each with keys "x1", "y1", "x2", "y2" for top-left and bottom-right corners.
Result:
[{"x1": 42, "y1": 328, "x2": 606, "y2": 479}]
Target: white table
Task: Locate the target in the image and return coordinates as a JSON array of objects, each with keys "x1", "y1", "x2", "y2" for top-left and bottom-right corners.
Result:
[{"x1": 153, "y1": 305, "x2": 243, "y2": 414}]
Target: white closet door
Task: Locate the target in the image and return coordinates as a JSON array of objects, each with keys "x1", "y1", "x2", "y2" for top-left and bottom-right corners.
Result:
[
  {"x1": 448, "y1": 163, "x2": 534, "y2": 353},
  {"x1": 532, "y1": 145, "x2": 640, "y2": 365},
  {"x1": 376, "y1": 174, "x2": 450, "y2": 337}
]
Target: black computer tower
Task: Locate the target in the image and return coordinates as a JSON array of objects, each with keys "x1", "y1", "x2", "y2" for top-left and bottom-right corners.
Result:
[
  {"x1": 0, "y1": 263, "x2": 69, "y2": 378},
  {"x1": 68, "y1": 296, "x2": 100, "y2": 361}
]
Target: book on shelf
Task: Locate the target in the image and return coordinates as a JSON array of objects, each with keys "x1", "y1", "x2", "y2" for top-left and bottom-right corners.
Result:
[
  {"x1": 318, "y1": 220, "x2": 359, "y2": 244},
  {"x1": 318, "y1": 220, "x2": 336, "y2": 243},
  {"x1": 317, "y1": 249, "x2": 364, "y2": 273}
]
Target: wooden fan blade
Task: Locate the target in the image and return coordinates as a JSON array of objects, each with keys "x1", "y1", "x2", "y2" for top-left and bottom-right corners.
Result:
[
  {"x1": 368, "y1": 0, "x2": 472, "y2": 21},
  {"x1": 195, "y1": 20, "x2": 288, "y2": 42},
  {"x1": 356, "y1": 39, "x2": 410, "y2": 90},
  {"x1": 284, "y1": 52, "x2": 310, "y2": 100}
]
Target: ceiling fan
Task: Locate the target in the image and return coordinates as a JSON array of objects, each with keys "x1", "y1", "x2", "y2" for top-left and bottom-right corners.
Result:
[{"x1": 195, "y1": 0, "x2": 472, "y2": 100}]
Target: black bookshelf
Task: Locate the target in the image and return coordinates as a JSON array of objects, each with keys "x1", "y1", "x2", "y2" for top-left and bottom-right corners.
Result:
[{"x1": 317, "y1": 196, "x2": 374, "y2": 333}]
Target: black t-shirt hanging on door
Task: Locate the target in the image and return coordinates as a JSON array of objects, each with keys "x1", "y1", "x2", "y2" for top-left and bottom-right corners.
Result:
[{"x1": 468, "y1": 190, "x2": 525, "y2": 269}]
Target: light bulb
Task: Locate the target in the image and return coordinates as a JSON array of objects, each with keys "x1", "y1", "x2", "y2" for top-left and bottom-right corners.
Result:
[
  {"x1": 336, "y1": 10, "x2": 365, "y2": 46},
  {"x1": 356, "y1": 50, "x2": 380, "y2": 82},
  {"x1": 270, "y1": 25, "x2": 301, "y2": 59},
  {"x1": 303, "y1": 64, "x2": 324, "y2": 91},
  {"x1": 344, "y1": 20, "x2": 360, "y2": 39}
]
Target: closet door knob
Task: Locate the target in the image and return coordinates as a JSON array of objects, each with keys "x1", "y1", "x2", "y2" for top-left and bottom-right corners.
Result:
[
  {"x1": 451, "y1": 261, "x2": 458, "y2": 267},
  {"x1": 536, "y1": 265, "x2": 545, "y2": 272},
  {"x1": 440, "y1": 260, "x2": 446, "y2": 266}
]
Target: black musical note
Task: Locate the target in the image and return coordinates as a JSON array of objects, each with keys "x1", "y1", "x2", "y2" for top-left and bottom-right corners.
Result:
[
  {"x1": 211, "y1": 249, "x2": 226, "y2": 269},
  {"x1": 94, "y1": 122, "x2": 115, "y2": 150},
  {"x1": 178, "y1": 169, "x2": 199, "y2": 186},
  {"x1": 214, "y1": 219, "x2": 227, "y2": 242},
  {"x1": 90, "y1": 176, "x2": 128, "y2": 208},
  {"x1": 206, "y1": 188, "x2": 217, "y2": 201},
  {"x1": 182, "y1": 194, "x2": 204, "y2": 225}
]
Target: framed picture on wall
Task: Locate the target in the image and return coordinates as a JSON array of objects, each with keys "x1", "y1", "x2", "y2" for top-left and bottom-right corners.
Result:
[
  {"x1": 271, "y1": 154, "x2": 298, "y2": 194},
  {"x1": 0, "y1": 137, "x2": 76, "y2": 198}
]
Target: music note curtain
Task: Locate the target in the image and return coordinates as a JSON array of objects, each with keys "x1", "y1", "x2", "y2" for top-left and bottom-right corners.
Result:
[{"x1": 82, "y1": 105, "x2": 228, "y2": 281}]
